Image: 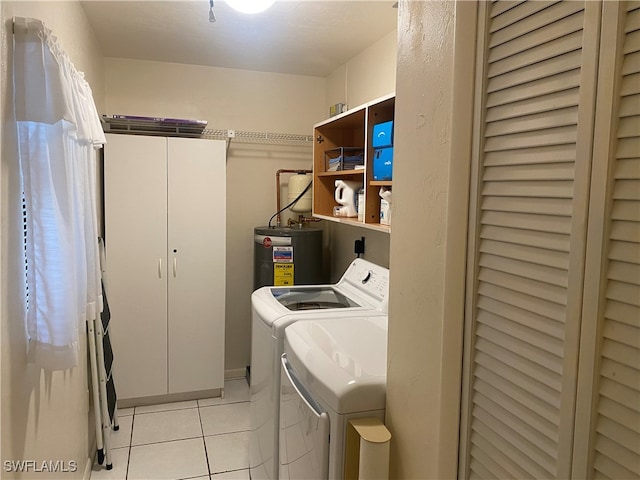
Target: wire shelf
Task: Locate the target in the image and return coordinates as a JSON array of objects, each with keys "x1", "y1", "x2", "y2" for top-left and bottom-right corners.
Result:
[{"x1": 202, "y1": 129, "x2": 313, "y2": 147}]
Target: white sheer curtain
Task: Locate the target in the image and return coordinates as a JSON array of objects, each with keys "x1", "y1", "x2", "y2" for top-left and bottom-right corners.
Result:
[{"x1": 13, "y1": 17, "x2": 106, "y2": 370}]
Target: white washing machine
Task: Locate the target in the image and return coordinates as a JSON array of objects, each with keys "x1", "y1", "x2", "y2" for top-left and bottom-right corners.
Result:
[
  {"x1": 279, "y1": 316, "x2": 388, "y2": 479},
  {"x1": 249, "y1": 259, "x2": 389, "y2": 480}
]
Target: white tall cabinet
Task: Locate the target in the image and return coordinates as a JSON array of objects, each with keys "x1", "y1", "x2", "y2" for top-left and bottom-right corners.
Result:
[{"x1": 104, "y1": 133, "x2": 226, "y2": 402}]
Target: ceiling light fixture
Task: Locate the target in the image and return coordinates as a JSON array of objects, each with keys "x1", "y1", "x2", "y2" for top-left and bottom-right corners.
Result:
[{"x1": 226, "y1": 0, "x2": 275, "y2": 14}]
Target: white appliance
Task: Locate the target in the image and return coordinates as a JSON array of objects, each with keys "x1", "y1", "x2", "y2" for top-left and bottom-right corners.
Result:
[
  {"x1": 249, "y1": 259, "x2": 389, "y2": 480},
  {"x1": 279, "y1": 316, "x2": 388, "y2": 479}
]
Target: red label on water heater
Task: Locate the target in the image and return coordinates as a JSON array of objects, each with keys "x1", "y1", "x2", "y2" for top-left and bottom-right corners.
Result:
[
  {"x1": 273, "y1": 246, "x2": 293, "y2": 263},
  {"x1": 263, "y1": 237, "x2": 272, "y2": 248}
]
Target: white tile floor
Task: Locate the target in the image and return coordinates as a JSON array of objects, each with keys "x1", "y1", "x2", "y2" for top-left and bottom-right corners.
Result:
[{"x1": 90, "y1": 379, "x2": 251, "y2": 480}]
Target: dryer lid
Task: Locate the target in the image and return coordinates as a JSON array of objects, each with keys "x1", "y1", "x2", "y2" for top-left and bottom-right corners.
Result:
[{"x1": 284, "y1": 316, "x2": 388, "y2": 414}]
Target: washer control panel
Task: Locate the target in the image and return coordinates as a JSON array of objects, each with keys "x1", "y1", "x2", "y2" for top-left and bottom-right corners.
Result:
[{"x1": 339, "y1": 258, "x2": 390, "y2": 305}]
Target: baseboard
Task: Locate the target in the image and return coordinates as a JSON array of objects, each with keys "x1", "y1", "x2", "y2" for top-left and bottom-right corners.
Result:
[
  {"x1": 118, "y1": 388, "x2": 222, "y2": 408},
  {"x1": 224, "y1": 368, "x2": 247, "y2": 379},
  {"x1": 116, "y1": 370, "x2": 250, "y2": 408},
  {"x1": 85, "y1": 429, "x2": 97, "y2": 479},
  {"x1": 82, "y1": 455, "x2": 93, "y2": 480}
]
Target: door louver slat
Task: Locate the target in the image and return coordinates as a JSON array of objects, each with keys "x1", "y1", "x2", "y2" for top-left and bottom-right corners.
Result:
[
  {"x1": 485, "y1": 88, "x2": 581, "y2": 122},
  {"x1": 475, "y1": 364, "x2": 561, "y2": 423},
  {"x1": 480, "y1": 225, "x2": 570, "y2": 253},
  {"x1": 486, "y1": 69, "x2": 581, "y2": 108},
  {"x1": 484, "y1": 126, "x2": 577, "y2": 151},
  {"x1": 485, "y1": 107, "x2": 579, "y2": 137},
  {"x1": 487, "y1": 51, "x2": 582, "y2": 91},
  {"x1": 481, "y1": 196, "x2": 573, "y2": 216},
  {"x1": 594, "y1": 434, "x2": 640, "y2": 476},
  {"x1": 489, "y1": 12, "x2": 584, "y2": 63},
  {"x1": 477, "y1": 298, "x2": 566, "y2": 346},
  {"x1": 489, "y1": 1, "x2": 583, "y2": 47},
  {"x1": 488, "y1": 31, "x2": 584, "y2": 78},
  {"x1": 476, "y1": 337, "x2": 562, "y2": 390},
  {"x1": 597, "y1": 396, "x2": 640, "y2": 432},
  {"x1": 614, "y1": 158, "x2": 640, "y2": 179},
  {"x1": 491, "y1": 1, "x2": 527, "y2": 19},
  {"x1": 477, "y1": 324, "x2": 564, "y2": 374},
  {"x1": 472, "y1": 405, "x2": 556, "y2": 476},
  {"x1": 489, "y1": 1, "x2": 561, "y2": 34},
  {"x1": 474, "y1": 374, "x2": 559, "y2": 442},
  {"x1": 479, "y1": 266, "x2": 568, "y2": 304}
]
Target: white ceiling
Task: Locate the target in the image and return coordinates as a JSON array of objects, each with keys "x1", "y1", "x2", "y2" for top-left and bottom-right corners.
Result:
[{"x1": 80, "y1": 0, "x2": 398, "y2": 77}]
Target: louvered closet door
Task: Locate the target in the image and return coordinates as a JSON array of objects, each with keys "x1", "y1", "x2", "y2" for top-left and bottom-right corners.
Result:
[
  {"x1": 459, "y1": 1, "x2": 602, "y2": 478},
  {"x1": 572, "y1": 2, "x2": 640, "y2": 478}
]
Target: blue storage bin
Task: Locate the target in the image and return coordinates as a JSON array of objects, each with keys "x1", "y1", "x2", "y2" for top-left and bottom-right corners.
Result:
[
  {"x1": 372, "y1": 121, "x2": 394, "y2": 148},
  {"x1": 373, "y1": 147, "x2": 393, "y2": 181}
]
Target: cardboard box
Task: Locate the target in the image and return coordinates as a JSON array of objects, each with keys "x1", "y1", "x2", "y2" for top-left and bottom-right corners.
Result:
[
  {"x1": 372, "y1": 121, "x2": 394, "y2": 148},
  {"x1": 373, "y1": 147, "x2": 393, "y2": 181},
  {"x1": 330, "y1": 103, "x2": 346, "y2": 117}
]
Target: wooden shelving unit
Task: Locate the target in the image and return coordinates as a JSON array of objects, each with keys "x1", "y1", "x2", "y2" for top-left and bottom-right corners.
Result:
[{"x1": 312, "y1": 93, "x2": 394, "y2": 232}]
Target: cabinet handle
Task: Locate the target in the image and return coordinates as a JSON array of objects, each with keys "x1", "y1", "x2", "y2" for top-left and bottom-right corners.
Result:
[
  {"x1": 173, "y1": 257, "x2": 177, "y2": 277},
  {"x1": 158, "y1": 258, "x2": 162, "y2": 278}
]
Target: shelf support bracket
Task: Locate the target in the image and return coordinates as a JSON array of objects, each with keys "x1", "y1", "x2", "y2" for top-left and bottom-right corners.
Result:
[{"x1": 225, "y1": 129, "x2": 236, "y2": 155}]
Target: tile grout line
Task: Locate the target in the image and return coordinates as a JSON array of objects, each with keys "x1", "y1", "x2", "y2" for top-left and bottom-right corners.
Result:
[
  {"x1": 134, "y1": 403, "x2": 200, "y2": 415},
  {"x1": 129, "y1": 433, "x2": 207, "y2": 448},
  {"x1": 196, "y1": 401, "x2": 213, "y2": 479},
  {"x1": 125, "y1": 410, "x2": 134, "y2": 480},
  {"x1": 112, "y1": 382, "x2": 251, "y2": 479}
]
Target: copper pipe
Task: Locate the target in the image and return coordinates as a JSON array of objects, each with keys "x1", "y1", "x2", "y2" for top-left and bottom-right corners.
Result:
[{"x1": 275, "y1": 169, "x2": 312, "y2": 227}]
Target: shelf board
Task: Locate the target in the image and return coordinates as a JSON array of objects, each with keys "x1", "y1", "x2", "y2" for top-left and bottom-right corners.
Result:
[
  {"x1": 370, "y1": 180, "x2": 393, "y2": 186},
  {"x1": 312, "y1": 214, "x2": 391, "y2": 233},
  {"x1": 317, "y1": 169, "x2": 365, "y2": 177},
  {"x1": 365, "y1": 222, "x2": 391, "y2": 233}
]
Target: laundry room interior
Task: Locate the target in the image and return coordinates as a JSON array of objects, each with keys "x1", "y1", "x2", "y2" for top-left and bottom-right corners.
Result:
[{"x1": 2, "y1": 1, "x2": 639, "y2": 480}]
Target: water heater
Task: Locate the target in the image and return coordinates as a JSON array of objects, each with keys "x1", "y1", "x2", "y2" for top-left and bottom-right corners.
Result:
[{"x1": 253, "y1": 226, "x2": 324, "y2": 290}]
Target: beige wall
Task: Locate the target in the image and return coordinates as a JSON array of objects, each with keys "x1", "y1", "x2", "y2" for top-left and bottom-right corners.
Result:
[
  {"x1": 104, "y1": 58, "x2": 324, "y2": 134},
  {"x1": 104, "y1": 58, "x2": 326, "y2": 374},
  {"x1": 325, "y1": 223, "x2": 392, "y2": 283},
  {"x1": 0, "y1": 1, "x2": 105, "y2": 477},
  {"x1": 325, "y1": 28, "x2": 397, "y2": 115},
  {"x1": 386, "y1": 1, "x2": 476, "y2": 478}
]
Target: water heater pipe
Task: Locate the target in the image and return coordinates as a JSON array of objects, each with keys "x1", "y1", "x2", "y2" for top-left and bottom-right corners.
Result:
[{"x1": 275, "y1": 169, "x2": 312, "y2": 227}]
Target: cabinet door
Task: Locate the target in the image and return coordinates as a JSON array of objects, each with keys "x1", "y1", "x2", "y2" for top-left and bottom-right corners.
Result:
[
  {"x1": 167, "y1": 137, "x2": 226, "y2": 394},
  {"x1": 104, "y1": 134, "x2": 168, "y2": 399}
]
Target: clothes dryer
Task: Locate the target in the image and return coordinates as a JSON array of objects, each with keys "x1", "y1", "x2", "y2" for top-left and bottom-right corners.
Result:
[
  {"x1": 279, "y1": 316, "x2": 388, "y2": 479},
  {"x1": 249, "y1": 259, "x2": 389, "y2": 480}
]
